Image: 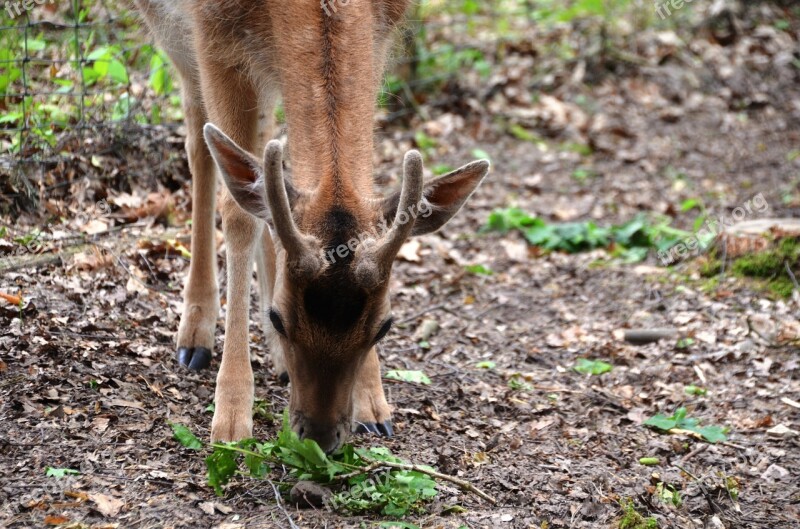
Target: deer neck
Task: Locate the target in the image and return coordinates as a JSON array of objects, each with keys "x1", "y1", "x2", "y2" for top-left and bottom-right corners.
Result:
[{"x1": 272, "y1": 0, "x2": 379, "y2": 213}]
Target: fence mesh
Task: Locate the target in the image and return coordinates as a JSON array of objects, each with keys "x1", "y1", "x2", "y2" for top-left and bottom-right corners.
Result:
[{"x1": 0, "y1": 0, "x2": 543, "y2": 208}]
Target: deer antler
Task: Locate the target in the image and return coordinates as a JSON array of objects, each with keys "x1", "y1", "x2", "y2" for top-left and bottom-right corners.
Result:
[
  {"x1": 354, "y1": 149, "x2": 424, "y2": 288},
  {"x1": 263, "y1": 140, "x2": 325, "y2": 279}
]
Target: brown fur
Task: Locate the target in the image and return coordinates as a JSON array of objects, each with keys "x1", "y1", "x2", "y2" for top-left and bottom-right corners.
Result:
[{"x1": 136, "y1": 0, "x2": 489, "y2": 453}]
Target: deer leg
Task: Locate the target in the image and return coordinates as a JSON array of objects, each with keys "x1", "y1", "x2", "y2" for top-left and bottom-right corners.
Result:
[
  {"x1": 253, "y1": 95, "x2": 288, "y2": 383},
  {"x1": 255, "y1": 229, "x2": 288, "y2": 382},
  {"x1": 175, "y1": 83, "x2": 219, "y2": 371},
  {"x1": 201, "y1": 66, "x2": 261, "y2": 442},
  {"x1": 352, "y1": 347, "x2": 393, "y2": 436}
]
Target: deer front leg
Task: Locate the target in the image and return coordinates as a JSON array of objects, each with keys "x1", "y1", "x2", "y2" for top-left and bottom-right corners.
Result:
[
  {"x1": 175, "y1": 85, "x2": 219, "y2": 370},
  {"x1": 210, "y1": 190, "x2": 259, "y2": 442},
  {"x1": 201, "y1": 63, "x2": 261, "y2": 442},
  {"x1": 352, "y1": 347, "x2": 393, "y2": 436}
]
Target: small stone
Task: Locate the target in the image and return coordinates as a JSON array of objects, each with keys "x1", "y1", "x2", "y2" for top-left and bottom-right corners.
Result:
[
  {"x1": 760, "y1": 464, "x2": 789, "y2": 481},
  {"x1": 767, "y1": 424, "x2": 798, "y2": 438},
  {"x1": 290, "y1": 481, "x2": 332, "y2": 509}
]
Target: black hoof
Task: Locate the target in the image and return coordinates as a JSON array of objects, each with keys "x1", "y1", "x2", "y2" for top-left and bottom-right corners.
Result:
[
  {"x1": 278, "y1": 371, "x2": 290, "y2": 384},
  {"x1": 176, "y1": 347, "x2": 212, "y2": 371},
  {"x1": 377, "y1": 421, "x2": 394, "y2": 437},
  {"x1": 355, "y1": 421, "x2": 393, "y2": 437}
]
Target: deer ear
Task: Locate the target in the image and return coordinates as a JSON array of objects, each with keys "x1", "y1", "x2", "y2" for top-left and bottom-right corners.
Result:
[
  {"x1": 381, "y1": 159, "x2": 490, "y2": 236},
  {"x1": 204, "y1": 123, "x2": 269, "y2": 219}
]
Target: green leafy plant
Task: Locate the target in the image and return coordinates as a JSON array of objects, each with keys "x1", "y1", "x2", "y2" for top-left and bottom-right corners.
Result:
[
  {"x1": 182, "y1": 413, "x2": 440, "y2": 516},
  {"x1": 508, "y1": 376, "x2": 533, "y2": 391},
  {"x1": 655, "y1": 481, "x2": 682, "y2": 508},
  {"x1": 46, "y1": 467, "x2": 80, "y2": 478},
  {"x1": 643, "y1": 407, "x2": 728, "y2": 443},
  {"x1": 574, "y1": 358, "x2": 613, "y2": 375},
  {"x1": 484, "y1": 208, "x2": 690, "y2": 263},
  {"x1": 170, "y1": 422, "x2": 203, "y2": 450},
  {"x1": 385, "y1": 370, "x2": 431, "y2": 385},
  {"x1": 684, "y1": 385, "x2": 707, "y2": 396},
  {"x1": 465, "y1": 264, "x2": 493, "y2": 276}
]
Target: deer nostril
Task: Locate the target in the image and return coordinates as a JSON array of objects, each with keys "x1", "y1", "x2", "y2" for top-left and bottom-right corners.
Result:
[{"x1": 298, "y1": 426, "x2": 305, "y2": 439}]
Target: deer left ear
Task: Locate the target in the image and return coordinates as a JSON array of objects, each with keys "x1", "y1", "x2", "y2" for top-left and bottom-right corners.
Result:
[
  {"x1": 204, "y1": 123, "x2": 303, "y2": 222},
  {"x1": 380, "y1": 159, "x2": 490, "y2": 236},
  {"x1": 204, "y1": 123, "x2": 269, "y2": 218}
]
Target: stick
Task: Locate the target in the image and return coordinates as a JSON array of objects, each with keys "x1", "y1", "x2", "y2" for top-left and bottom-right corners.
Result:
[
  {"x1": 623, "y1": 328, "x2": 678, "y2": 345},
  {"x1": 269, "y1": 480, "x2": 301, "y2": 529},
  {"x1": 337, "y1": 457, "x2": 497, "y2": 505},
  {"x1": 398, "y1": 303, "x2": 445, "y2": 324}
]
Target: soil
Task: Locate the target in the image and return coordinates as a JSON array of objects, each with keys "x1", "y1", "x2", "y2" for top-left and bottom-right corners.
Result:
[{"x1": 1, "y1": 3, "x2": 799, "y2": 529}]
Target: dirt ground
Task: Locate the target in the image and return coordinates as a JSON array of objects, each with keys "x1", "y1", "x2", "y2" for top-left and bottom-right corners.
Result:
[{"x1": 1, "y1": 4, "x2": 799, "y2": 529}]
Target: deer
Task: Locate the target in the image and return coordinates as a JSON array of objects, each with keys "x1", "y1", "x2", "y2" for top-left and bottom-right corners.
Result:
[{"x1": 135, "y1": 0, "x2": 489, "y2": 453}]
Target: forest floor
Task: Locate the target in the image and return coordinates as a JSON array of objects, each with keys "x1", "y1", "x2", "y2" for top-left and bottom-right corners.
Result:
[{"x1": 1, "y1": 3, "x2": 799, "y2": 529}]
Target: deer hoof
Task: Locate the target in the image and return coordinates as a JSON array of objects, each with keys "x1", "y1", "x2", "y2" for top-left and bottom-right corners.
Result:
[
  {"x1": 377, "y1": 420, "x2": 394, "y2": 437},
  {"x1": 354, "y1": 420, "x2": 393, "y2": 437},
  {"x1": 176, "y1": 347, "x2": 212, "y2": 370},
  {"x1": 278, "y1": 371, "x2": 290, "y2": 384}
]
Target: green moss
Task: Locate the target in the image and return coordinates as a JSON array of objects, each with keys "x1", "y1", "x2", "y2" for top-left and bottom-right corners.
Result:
[
  {"x1": 619, "y1": 499, "x2": 658, "y2": 529},
  {"x1": 699, "y1": 255, "x2": 722, "y2": 277},
  {"x1": 730, "y1": 237, "x2": 799, "y2": 298},
  {"x1": 698, "y1": 237, "x2": 798, "y2": 298},
  {"x1": 732, "y1": 251, "x2": 786, "y2": 278}
]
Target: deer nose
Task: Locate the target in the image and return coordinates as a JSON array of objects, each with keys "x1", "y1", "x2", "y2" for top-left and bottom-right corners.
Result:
[{"x1": 297, "y1": 420, "x2": 344, "y2": 454}]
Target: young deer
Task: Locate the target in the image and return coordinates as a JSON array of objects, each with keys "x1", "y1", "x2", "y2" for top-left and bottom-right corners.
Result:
[{"x1": 136, "y1": 0, "x2": 489, "y2": 452}]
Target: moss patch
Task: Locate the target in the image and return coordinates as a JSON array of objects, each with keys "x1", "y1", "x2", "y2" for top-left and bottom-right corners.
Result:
[
  {"x1": 618, "y1": 499, "x2": 658, "y2": 529},
  {"x1": 699, "y1": 236, "x2": 799, "y2": 298}
]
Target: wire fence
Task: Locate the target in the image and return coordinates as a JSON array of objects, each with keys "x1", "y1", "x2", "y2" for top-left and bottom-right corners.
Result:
[{"x1": 0, "y1": 0, "x2": 541, "y2": 207}]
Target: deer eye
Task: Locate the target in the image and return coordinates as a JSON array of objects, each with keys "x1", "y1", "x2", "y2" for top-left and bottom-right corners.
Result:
[
  {"x1": 373, "y1": 317, "x2": 393, "y2": 344},
  {"x1": 269, "y1": 309, "x2": 287, "y2": 337}
]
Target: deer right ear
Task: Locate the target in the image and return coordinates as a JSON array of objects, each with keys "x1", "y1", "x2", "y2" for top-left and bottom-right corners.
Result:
[{"x1": 204, "y1": 123, "x2": 270, "y2": 219}]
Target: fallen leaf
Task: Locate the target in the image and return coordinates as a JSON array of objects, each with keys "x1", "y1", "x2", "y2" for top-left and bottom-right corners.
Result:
[
  {"x1": 90, "y1": 493, "x2": 124, "y2": 517},
  {"x1": 397, "y1": 239, "x2": 421, "y2": 262}
]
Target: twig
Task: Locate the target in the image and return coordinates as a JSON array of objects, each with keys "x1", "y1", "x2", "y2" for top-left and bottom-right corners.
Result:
[
  {"x1": 336, "y1": 457, "x2": 497, "y2": 505},
  {"x1": 398, "y1": 303, "x2": 445, "y2": 324},
  {"x1": 269, "y1": 480, "x2": 300, "y2": 529},
  {"x1": 673, "y1": 463, "x2": 701, "y2": 481},
  {"x1": 785, "y1": 261, "x2": 799, "y2": 291},
  {"x1": 681, "y1": 443, "x2": 709, "y2": 464}
]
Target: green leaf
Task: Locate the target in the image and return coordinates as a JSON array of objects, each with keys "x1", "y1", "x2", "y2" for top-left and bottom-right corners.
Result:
[
  {"x1": 643, "y1": 414, "x2": 678, "y2": 431},
  {"x1": 638, "y1": 457, "x2": 660, "y2": 466},
  {"x1": 573, "y1": 359, "x2": 613, "y2": 376},
  {"x1": 25, "y1": 38, "x2": 46, "y2": 52},
  {"x1": 693, "y1": 425, "x2": 728, "y2": 443},
  {"x1": 377, "y1": 523, "x2": 421, "y2": 529},
  {"x1": 471, "y1": 148, "x2": 491, "y2": 161},
  {"x1": 170, "y1": 422, "x2": 203, "y2": 450},
  {"x1": 680, "y1": 198, "x2": 701, "y2": 212},
  {"x1": 465, "y1": 264, "x2": 493, "y2": 276},
  {"x1": 475, "y1": 360, "x2": 496, "y2": 369},
  {"x1": 206, "y1": 444, "x2": 239, "y2": 496},
  {"x1": 149, "y1": 52, "x2": 173, "y2": 95},
  {"x1": 385, "y1": 370, "x2": 431, "y2": 385},
  {"x1": 431, "y1": 164, "x2": 454, "y2": 175},
  {"x1": 46, "y1": 467, "x2": 80, "y2": 478},
  {"x1": 107, "y1": 59, "x2": 129, "y2": 85},
  {"x1": 684, "y1": 385, "x2": 707, "y2": 396}
]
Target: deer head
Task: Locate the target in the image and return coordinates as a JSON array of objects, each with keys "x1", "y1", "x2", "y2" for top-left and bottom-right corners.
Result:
[{"x1": 204, "y1": 123, "x2": 489, "y2": 451}]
